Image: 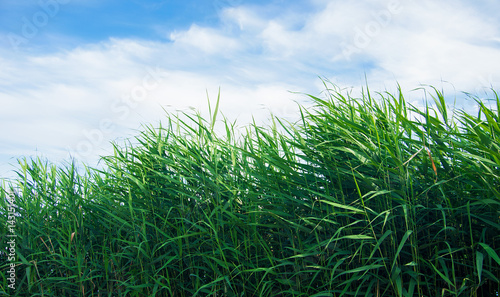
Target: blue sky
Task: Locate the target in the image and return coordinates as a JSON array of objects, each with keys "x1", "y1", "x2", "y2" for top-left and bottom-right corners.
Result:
[{"x1": 1, "y1": 0, "x2": 500, "y2": 180}]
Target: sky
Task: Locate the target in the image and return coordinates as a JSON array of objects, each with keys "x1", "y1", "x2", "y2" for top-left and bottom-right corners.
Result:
[{"x1": 1, "y1": 0, "x2": 500, "y2": 181}]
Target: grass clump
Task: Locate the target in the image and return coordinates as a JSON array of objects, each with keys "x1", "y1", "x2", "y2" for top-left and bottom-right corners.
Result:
[{"x1": 1, "y1": 81, "x2": 499, "y2": 296}]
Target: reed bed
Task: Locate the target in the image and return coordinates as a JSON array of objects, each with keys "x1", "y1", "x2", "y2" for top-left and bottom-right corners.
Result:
[{"x1": 1, "y1": 82, "x2": 499, "y2": 296}]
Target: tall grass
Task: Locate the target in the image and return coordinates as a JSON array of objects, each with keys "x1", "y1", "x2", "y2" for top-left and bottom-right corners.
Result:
[{"x1": 1, "y1": 81, "x2": 499, "y2": 296}]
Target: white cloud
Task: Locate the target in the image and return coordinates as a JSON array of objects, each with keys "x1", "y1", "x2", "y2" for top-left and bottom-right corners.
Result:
[
  {"x1": 222, "y1": 7, "x2": 266, "y2": 32},
  {"x1": 356, "y1": 1, "x2": 500, "y2": 92},
  {"x1": 1, "y1": 0, "x2": 500, "y2": 179},
  {"x1": 169, "y1": 25, "x2": 241, "y2": 55}
]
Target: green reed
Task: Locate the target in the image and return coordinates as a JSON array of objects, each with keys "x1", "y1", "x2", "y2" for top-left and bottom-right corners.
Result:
[{"x1": 1, "y1": 81, "x2": 499, "y2": 296}]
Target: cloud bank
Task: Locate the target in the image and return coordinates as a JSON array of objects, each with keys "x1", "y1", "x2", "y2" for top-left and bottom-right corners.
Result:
[{"x1": 1, "y1": 0, "x2": 499, "y2": 179}]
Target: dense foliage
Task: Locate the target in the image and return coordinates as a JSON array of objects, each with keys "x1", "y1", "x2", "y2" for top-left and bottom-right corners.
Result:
[{"x1": 1, "y1": 83, "x2": 499, "y2": 296}]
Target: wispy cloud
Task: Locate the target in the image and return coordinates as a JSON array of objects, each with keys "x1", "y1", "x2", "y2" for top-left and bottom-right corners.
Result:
[{"x1": 1, "y1": 0, "x2": 499, "y2": 179}]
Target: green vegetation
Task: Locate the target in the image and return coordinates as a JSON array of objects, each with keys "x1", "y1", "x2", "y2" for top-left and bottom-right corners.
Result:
[{"x1": 1, "y1": 82, "x2": 499, "y2": 296}]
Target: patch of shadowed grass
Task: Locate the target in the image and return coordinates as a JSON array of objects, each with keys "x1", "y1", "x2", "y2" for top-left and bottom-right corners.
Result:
[{"x1": 1, "y1": 81, "x2": 499, "y2": 296}]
